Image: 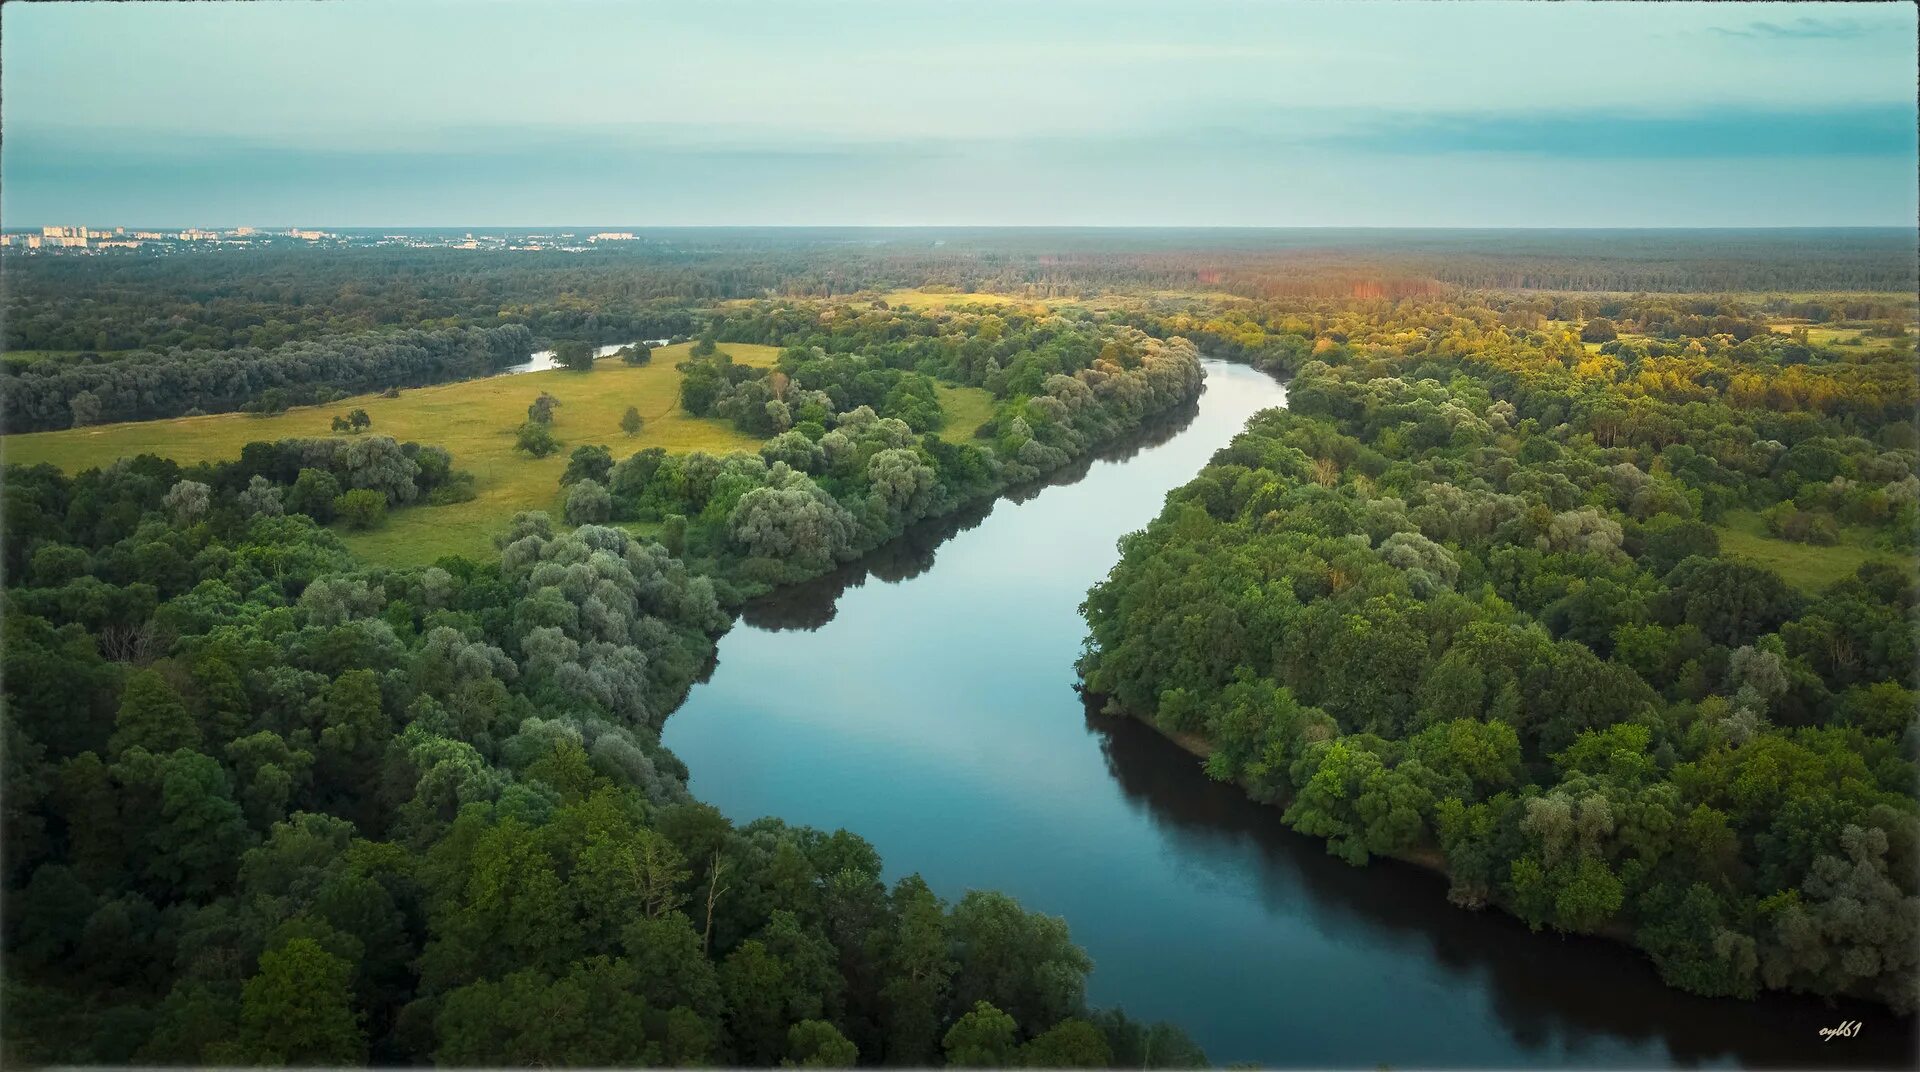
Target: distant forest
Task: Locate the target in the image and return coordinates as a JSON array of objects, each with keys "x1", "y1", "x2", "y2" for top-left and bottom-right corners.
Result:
[{"x1": 5, "y1": 229, "x2": 1915, "y2": 358}]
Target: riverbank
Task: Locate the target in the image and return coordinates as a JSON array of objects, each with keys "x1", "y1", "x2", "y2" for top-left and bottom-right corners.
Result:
[{"x1": 1080, "y1": 695, "x2": 1905, "y2": 1015}]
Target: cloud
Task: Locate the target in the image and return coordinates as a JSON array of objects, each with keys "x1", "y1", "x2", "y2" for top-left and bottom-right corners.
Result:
[
  {"x1": 1311, "y1": 105, "x2": 1917, "y2": 159},
  {"x1": 1712, "y1": 17, "x2": 1880, "y2": 40}
]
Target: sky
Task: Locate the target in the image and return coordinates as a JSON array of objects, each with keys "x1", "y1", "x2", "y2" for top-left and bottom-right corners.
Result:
[{"x1": 3, "y1": 0, "x2": 1916, "y2": 227}]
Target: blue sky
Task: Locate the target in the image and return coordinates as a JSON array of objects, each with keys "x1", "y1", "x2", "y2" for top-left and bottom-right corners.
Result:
[{"x1": 3, "y1": 0, "x2": 1915, "y2": 226}]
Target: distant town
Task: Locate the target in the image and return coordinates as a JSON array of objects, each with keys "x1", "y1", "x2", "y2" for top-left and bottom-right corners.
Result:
[{"x1": 1, "y1": 226, "x2": 645, "y2": 254}]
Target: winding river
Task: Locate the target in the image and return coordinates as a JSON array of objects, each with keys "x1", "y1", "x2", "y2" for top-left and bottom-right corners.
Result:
[{"x1": 662, "y1": 359, "x2": 1913, "y2": 1069}]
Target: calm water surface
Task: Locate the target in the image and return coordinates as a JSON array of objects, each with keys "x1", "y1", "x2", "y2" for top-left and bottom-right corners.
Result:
[
  {"x1": 496, "y1": 338, "x2": 668, "y2": 375},
  {"x1": 662, "y1": 360, "x2": 1914, "y2": 1069}
]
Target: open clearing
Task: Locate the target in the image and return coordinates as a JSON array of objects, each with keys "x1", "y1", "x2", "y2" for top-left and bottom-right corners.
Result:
[
  {"x1": 4, "y1": 342, "x2": 781, "y2": 565},
  {"x1": 933, "y1": 384, "x2": 997, "y2": 444},
  {"x1": 1767, "y1": 324, "x2": 1886, "y2": 350},
  {"x1": 1715, "y1": 508, "x2": 1909, "y2": 591}
]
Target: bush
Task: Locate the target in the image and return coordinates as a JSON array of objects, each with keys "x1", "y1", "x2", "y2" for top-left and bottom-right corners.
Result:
[
  {"x1": 427, "y1": 474, "x2": 478, "y2": 505},
  {"x1": 563, "y1": 480, "x2": 612, "y2": 524},
  {"x1": 515, "y1": 421, "x2": 560, "y2": 457},
  {"x1": 334, "y1": 489, "x2": 388, "y2": 530}
]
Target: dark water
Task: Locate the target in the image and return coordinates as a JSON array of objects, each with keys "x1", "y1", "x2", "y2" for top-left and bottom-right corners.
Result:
[{"x1": 662, "y1": 360, "x2": 1916, "y2": 1069}]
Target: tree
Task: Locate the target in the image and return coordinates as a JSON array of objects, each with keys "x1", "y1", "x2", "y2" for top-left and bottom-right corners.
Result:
[
  {"x1": 237, "y1": 475, "x2": 285, "y2": 518},
  {"x1": 162, "y1": 480, "x2": 211, "y2": 526},
  {"x1": 110, "y1": 671, "x2": 201, "y2": 757},
  {"x1": 877, "y1": 875, "x2": 951, "y2": 1065},
  {"x1": 287, "y1": 468, "x2": 343, "y2": 520},
  {"x1": 564, "y1": 480, "x2": 613, "y2": 525},
  {"x1": 729, "y1": 483, "x2": 857, "y2": 570},
  {"x1": 942, "y1": 1000, "x2": 1019, "y2": 1067},
  {"x1": 948, "y1": 891, "x2": 1090, "y2": 1030},
  {"x1": 69, "y1": 390, "x2": 102, "y2": 428},
  {"x1": 1581, "y1": 317, "x2": 1619, "y2": 343},
  {"x1": 1022, "y1": 1019, "x2": 1114, "y2": 1068},
  {"x1": 516, "y1": 420, "x2": 560, "y2": 458},
  {"x1": 560, "y1": 444, "x2": 614, "y2": 486},
  {"x1": 348, "y1": 408, "x2": 371, "y2": 432},
  {"x1": 784, "y1": 1019, "x2": 858, "y2": 1068},
  {"x1": 621, "y1": 406, "x2": 644, "y2": 437},
  {"x1": 332, "y1": 415, "x2": 351, "y2": 433},
  {"x1": 333, "y1": 489, "x2": 388, "y2": 530},
  {"x1": 528, "y1": 392, "x2": 561, "y2": 424},
  {"x1": 555, "y1": 340, "x2": 596, "y2": 372},
  {"x1": 622, "y1": 343, "x2": 653, "y2": 366},
  {"x1": 237, "y1": 938, "x2": 366, "y2": 1064}
]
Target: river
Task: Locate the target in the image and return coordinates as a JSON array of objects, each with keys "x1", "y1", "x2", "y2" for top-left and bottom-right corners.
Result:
[
  {"x1": 661, "y1": 359, "x2": 1914, "y2": 1069},
  {"x1": 496, "y1": 339, "x2": 670, "y2": 375}
]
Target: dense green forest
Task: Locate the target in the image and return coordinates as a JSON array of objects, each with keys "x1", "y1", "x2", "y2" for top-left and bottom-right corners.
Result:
[
  {"x1": 7, "y1": 229, "x2": 1914, "y2": 359},
  {"x1": 0, "y1": 304, "x2": 1211, "y2": 1065},
  {"x1": 1080, "y1": 295, "x2": 1920, "y2": 1008},
  {"x1": 5, "y1": 234, "x2": 1918, "y2": 1065},
  {"x1": 0, "y1": 477, "x2": 1192, "y2": 1065}
]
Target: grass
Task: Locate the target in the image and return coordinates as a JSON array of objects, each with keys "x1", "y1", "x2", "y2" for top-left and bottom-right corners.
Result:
[
  {"x1": 1714, "y1": 508, "x2": 1908, "y2": 592},
  {"x1": 881, "y1": 289, "x2": 1048, "y2": 312},
  {"x1": 934, "y1": 384, "x2": 998, "y2": 444},
  {"x1": 1767, "y1": 324, "x2": 1883, "y2": 350},
  {"x1": 3, "y1": 342, "x2": 782, "y2": 566},
  {"x1": 877, "y1": 287, "x2": 1240, "y2": 313}
]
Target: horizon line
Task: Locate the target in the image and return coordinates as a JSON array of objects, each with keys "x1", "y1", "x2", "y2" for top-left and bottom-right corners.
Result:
[{"x1": 6, "y1": 223, "x2": 1917, "y2": 233}]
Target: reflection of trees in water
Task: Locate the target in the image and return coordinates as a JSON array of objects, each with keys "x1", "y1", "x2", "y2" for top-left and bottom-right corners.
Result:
[
  {"x1": 740, "y1": 498, "x2": 997, "y2": 631},
  {"x1": 1080, "y1": 695, "x2": 1915, "y2": 1070},
  {"x1": 740, "y1": 397, "x2": 1205, "y2": 632},
  {"x1": 1003, "y1": 395, "x2": 1203, "y2": 504}
]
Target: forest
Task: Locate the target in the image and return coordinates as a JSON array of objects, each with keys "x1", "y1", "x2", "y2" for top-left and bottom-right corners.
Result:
[
  {"x1": 4, "y1": 232, "x2": 1918, "y2": 1066},
  {"x1": 1079, "y1": 292, "x2": 1920, "y2": 1008},
  {"x1": 7, "y1": 230, "x2": 1914, "y2": 360},
  {"x1": 0, "y1": 450, "x2": 1206, "y2": 1066},
  {"x1": 0, "y1": 292, "x2": 1213, "y2": 1065}
]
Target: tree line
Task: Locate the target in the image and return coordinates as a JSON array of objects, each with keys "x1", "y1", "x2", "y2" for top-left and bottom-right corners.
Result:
[
  {"x1": 8, "y1": 231, "x2": 1911, "y2": 360},
  {"x1": 2, "y1": 325, "x2": 537, "y2": 433}
]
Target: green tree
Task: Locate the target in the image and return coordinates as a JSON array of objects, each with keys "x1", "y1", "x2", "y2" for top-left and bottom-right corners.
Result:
[
  {"x1": 784, "y1": 1019, "x2": 858, "y2": 1067},
  {"x1": 555, "y1": 340, "x2": 596, "y2": 372},
  {"x1": 621, "y1": 406, "x2": 644, "y2": 437},
  {"x1": 110, "y1": 671, "x2": 201, "y2": 757},
  {"x1": 287, "y1": 468, "x2": 343, "y2": 521},
  {"x1": 942, "y1": 1000, "x2": 1019, "y2": 1068},
  {"x1": 1022, "y1": 1018, "x2": 1114, "y2": 1068},
  {"x1": 333, "y1": 488, "x2": 388, "y2": 530},
  {"x1": 237, "y1": 937, "x2": 366, "y2": 1064},
  {"x1": 877, "y1": 874, "x2": 952, "y2": 1065},
  {"x1": 516, "y1": 420, "x2": 560, "y2": 458},
  {"x1": 560, "y1": 444, "x2": 614, "y2": 486}
]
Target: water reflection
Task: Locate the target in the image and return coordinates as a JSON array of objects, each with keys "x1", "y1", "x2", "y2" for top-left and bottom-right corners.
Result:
[
  {"x1": 740, "y1": 396, "x2": 1205, "y2": 633},
  {"x1": 1084, "y1": 699, "x2": 1915, "y2": 1069},
  {"x1": 494, "y1": 338, "x2": 666, "y2": 376}
]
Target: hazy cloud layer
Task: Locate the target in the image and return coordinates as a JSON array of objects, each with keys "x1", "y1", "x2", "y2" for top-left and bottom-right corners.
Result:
[{"x1": 3, "y1": 0, "x2": 1914, "y2": 225}]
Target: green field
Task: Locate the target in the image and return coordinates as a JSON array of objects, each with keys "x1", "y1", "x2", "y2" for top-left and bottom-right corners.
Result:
[
  {"x1": 934, "y1": 384, "x2": 998, "y2": 444},
  {"x1": 1768, "y1": 324, "x2": 1886, "y2": 350},
  {"x1": 1715, "y1": 508, "x2": 1908, "y2": 591},
  {"x1": 3, "y1": 342, "x2": 782, "y2": 566}
]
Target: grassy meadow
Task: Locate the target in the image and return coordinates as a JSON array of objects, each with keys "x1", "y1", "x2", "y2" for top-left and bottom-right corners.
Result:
[
  {"x1": 1714, "y1": 508, "x2": 1909, "y2": 592},
  {"x1": 3, "y1": 342, "x2": 782, "y2": 565},
  {"x1": 933, "y1": 384, "x2": 998, "y2": 443},
  {"x1": 1767, "y1": 323, "x2": 1884, "y2": 350}
]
